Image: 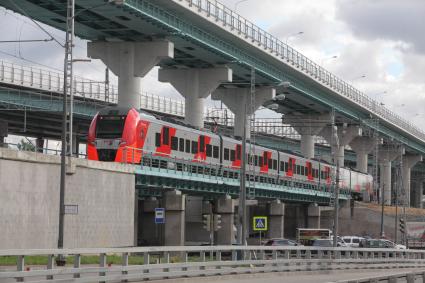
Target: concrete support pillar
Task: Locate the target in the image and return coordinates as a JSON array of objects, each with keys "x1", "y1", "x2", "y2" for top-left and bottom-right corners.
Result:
[
  {"x1": 35, "y1": 137, "x2": 44, "y2": 153},
  {"x1": 402, "y1": 154, "x2": 423, "y2": 207},
  {"x1": 378, "y1": 146, "x2": 403, "y2": 205},
  {"x1": 267, "y1": 200, "x2": 285, "y2": 238},
  {"x1": 159, "y1": 67, "x2": 232, "y2": 129},
  {"x1": 215, "y1": 195, "x2": 235, "y2": 245},
  {"x1": 164, "y1": 190, "x2": 185, "y2": 246},
  {"x1": 307, "y1": 204, "x2": 320, "y2": 228},
  {"x1": 320, "y1": 125, "x2": 362, "y2": 166},
  {"x1": 72, "y1": 134, "x2": 80, "y2": 157},
  {"x1": 140, "y1": 197, "x2": 160, "y2": 246},
  {"x1": 284, "y1": 113, "x2": 329, "y2": 159},
  {"x1": 350, "y1": 136, "x2": 378, "y2": 173},
  {"x1": 88, "y1": 41, "x2": 174, "y2": 108},
  {"x1": 212, "y1": 87, "x2": 275, "y2": 138},
  {"x1": 0, "y1": 121, "x2": 7, "y2": 147}
]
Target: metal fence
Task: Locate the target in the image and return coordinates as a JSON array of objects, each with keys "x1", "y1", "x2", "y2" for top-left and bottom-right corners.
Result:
[
  {"x1": 0, "y1": 60, "x2": 118, "y2": 103},
  {"x1": 179, "y1": 0, "x2": 425, "y2": 142},
  {"x1": 1, "y1": 246, "x2": 425, "y2": 282}
]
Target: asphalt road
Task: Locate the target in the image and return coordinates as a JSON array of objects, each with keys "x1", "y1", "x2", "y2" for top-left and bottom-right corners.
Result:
[{"x1": 145, "y1": 268, "x2": 425, "y2": 283}]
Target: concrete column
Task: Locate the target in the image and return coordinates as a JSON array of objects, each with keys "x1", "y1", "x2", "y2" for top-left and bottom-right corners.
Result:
[
  {"x1": 284, "y1": 113, "x2": 329, "y2": 159},
  {"x1": 212, "y1": 87, "x2": 275, "y2": 138},
  {"x1": 0, "y1": 121, "x2": 7, "y2": 147},
  {"x1": 350, "y1": 136, "x2": 378, "y2": 173},
  {"x1": 164, "y1": 190, "x2": 185, "y2": 246},
  {"x1": 88, "y1": 41, "x2": 174, "y2": 108},
  {"x1": 402, "y1": 154, "x2": 423, "y2": 207},
  {"x1": 72, "y1": 134, "x2": 80, "y2": 157},
  {"x1": 378, "y1": 146, "x2": 403, "y2": 205},
  {"x1": 320, "y1": 125, "x2": 362, "y2": 166},
  {"x1": 159, "y1": 67, "x2": 232, "y2": 129},
  {"x1": 307, "y1": 204, "x2": 320, "y2": 228},
  {"x1": 267, "y1": 200, "x2": 285, "y2": 238},
  {"x1": 36, "y1": 137, "x2": 44, "y2": 153},
  {"x1": 140, "y1": 197, "x2": 160, "y2": 246},
  {"x1": 215, "y1": 195, "x2": 235, "y2": 245}
]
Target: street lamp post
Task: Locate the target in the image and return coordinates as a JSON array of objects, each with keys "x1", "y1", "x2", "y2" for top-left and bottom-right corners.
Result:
[{"x1": 285, "y1": 31, "x2": 304, "y2": 45}]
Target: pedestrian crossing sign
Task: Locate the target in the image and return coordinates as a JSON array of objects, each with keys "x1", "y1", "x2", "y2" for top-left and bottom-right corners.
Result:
[{"x1": 253, "y1": 216, "x2": 268, "y2": 231}]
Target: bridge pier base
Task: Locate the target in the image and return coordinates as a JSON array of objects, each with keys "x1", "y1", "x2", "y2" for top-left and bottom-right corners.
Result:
[
  {"x1": 307, "y1": 204, "x2": 321, "y2": 228},
  {"x1": 139, "y1": 197, "x2": 161, "y2": 246},
  {"x1": 402, "y1": 154, "x2": 423, "y2": 207},
  {"x1": 158, "y1": 67, "x2": 232, "y2": 129},
  {"x1": 87, "y1": 41, "x2": 174, "y2": 108},
  {"x1": 379, "y1": 146, "x2": 403, "y2": 205},
  {"x1": 164, "y1": 190, "x2": 185, "y2": 246},
  {"x1": 215, "y1": 195, "x2": 235, "y2": 245},
  {"x1": 35, "y1": 137, "x2": 44, "y2": 153},
  {"x1": 212, "y1": 87, "x2": 275, "y2": 139},
  {"x1": 267, "y1": 200, "x2": 285, "y2": 238},
  {"x1": 0, "y1": 121, "x2": 7, "y2": 147},
  {"x1": 284, "y1": 113, "x2": 329, "y2": 159}
]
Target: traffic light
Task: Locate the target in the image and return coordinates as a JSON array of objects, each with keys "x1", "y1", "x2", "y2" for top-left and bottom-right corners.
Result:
[
  {"x1": 213, "y1": 214, "x2": 222, "y2": 231},
  {"x1": 203, "y1": 214, "x2": 211, "y2": 232},
  {"x1": 399, "y1": 218, "x2": 405, "y2": 234}
]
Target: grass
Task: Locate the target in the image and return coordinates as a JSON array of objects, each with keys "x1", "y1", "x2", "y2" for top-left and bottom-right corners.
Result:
[{"x1": 0, "y1": 254, "x2": 210, "y2": 266}]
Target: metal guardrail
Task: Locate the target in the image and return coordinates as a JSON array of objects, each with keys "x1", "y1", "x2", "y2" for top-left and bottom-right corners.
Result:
[
  {"x1": 0, "y1": 60, "x2": 118, "y2": 103},
  {"x1": 179, "y1": 0, "x2": 425, "y2": 142},
  {"x1": 0, "y1": 246, "x2": 425, "y2": 282}
]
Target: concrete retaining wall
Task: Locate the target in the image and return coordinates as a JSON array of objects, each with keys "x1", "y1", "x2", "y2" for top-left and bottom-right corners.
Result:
[{"x1": 0, "y1": 148, "x2": 135, "y2": 249}]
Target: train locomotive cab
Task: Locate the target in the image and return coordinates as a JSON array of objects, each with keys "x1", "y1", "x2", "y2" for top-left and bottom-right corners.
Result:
[{"x1": 87, "y1": 107, "x2": 142, "y2": 162}]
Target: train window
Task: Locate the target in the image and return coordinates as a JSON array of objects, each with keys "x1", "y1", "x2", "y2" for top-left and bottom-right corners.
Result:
[
  {"x1": 316, "y1": 169, "x2": 319, "y2": 178},
  {"x1": 155, "y1": 133, "x2": 161, "y2": 147},
  {"x1": 254, "y1": 156, "x2": 258, "y2": 166},
  {"x1": 230, "y1": 150, "x2": 236, "y2": 161},
  {"x1": 185, "y1": 140, "x2": 191, "y2": 153},
  {"x1": 224, "y1": 148, "x2": 230, "y2": 160},
  {"x1": 171, "y1": 137, "x2": 178, "y2": 150},
  {"x1": 305, "y1": 167, "x2": 308, "y2": 176},
  {"x1": 321, "y1": 171, "x2": 324, "y2": 179},
  {"x1": 273, "y1": 160, "x2": 277, "y2": 170},
  {"x1": 206, "y1": 144, "x2": 212, "y2": 157},
  {"x1": 296, "y1": 165, "x2": 300, "y2": 175},
  {"x1": 192, "y1": 141, "x2": 198, "y2": 154},
  {"x1": 179, "y1": 138, "x2": 185, "y2": 152},
  {"x1": 200, "y1": 136, "x2": 205, "y2": 152},
  {"x1": 163, "y1": 127, "x2": 169, "y2": 145},
  {"x1": 259, "y1": 156, "x2": 263, "y2": 166},
  {"x1": 285, "y1": 162, "x2": 289, "y2": 172},
  {"x1": 213, "y1": 146, "x2": 219, "y2": 158},
  {"x1": 300, "y1": 166, "x2": 304, "y2": 176},
  {"x1": 268, "y1": 159, "x2": 272, "y2": 168},
  {"x1": 280, "y1": 161, "x2": 285, "y2": 171}
]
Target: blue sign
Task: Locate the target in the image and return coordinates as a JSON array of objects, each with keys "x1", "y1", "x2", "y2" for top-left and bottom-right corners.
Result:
[
  {"x1": 253, "y1": 216, "x2": 268, "y2": 231},
  {"x1": 155, "y1": 208, "x2": 165, "y2": 224}
]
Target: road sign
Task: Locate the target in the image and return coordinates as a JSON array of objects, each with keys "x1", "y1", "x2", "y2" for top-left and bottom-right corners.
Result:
[
  {"x1": 155, "y1": 208, "x2": 165, "y2": 224},
  {"x1": 253, "y1": 216, "x2": 268, "y2": 231}
]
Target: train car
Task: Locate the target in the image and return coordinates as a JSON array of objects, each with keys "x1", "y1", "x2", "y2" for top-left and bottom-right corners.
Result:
[{"x1": 87, "y1": 107, "x2": 372, "y2": 195}]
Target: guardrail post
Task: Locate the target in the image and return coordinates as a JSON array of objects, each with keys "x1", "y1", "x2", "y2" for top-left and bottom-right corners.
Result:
[
  {"x1": 99, "y1": 253, "x2": 107, "y2": 280},
  {"x1": 17, "y1": 255, "x2": 24, "y2": 282},
  {"x1": 406, "y1": 273, "x2": 415, "y2": 283},
  {"x1": 121, "y1": 252, "x2": 128, "y2": 282},
  {"x1": 46, "y1": 254, "x2": 54, "y2": 280},
  {"x1": 74, "y1": 254, "x2": 81, "y2": 278},
  {"x1": 144, "y1": 252, "x2": 150, "y2": 265}
]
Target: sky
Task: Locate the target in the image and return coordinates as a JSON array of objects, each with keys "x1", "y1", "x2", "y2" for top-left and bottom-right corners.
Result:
[{"x1": 0, "y1": 0, "x2": 424, "y2": 130}]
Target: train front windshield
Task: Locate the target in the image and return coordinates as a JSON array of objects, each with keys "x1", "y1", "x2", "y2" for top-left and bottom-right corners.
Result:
[{"x1": 96, "y1": 115, "x2": 126, "y2": 139}]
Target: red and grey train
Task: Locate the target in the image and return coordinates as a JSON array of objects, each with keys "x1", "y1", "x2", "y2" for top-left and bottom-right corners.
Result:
[{"x1": 87, "y1": 107, "x2": 372, "y2": 194}]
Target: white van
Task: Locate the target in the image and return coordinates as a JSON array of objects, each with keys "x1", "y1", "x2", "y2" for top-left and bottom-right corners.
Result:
[{"x1": 341, "y1": 236, "x2": 364, "y2": 248}]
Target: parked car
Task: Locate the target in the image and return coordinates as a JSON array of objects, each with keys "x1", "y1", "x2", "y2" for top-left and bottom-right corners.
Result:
[
  {"x1": 312, "y1": 239, "x2": 345, "y2": 247},
  {"x1": 342, "y1": 236, "x2": 365, "y2": 248},
  {"x1": 264, "y1": 238, "x2": 300, "y2": 246},
  {"x1": 381, "y1": 239, "x2": 407, "y2": 250},
  {"x1": 359, "y1": 239, "x2": 394, "y2": 249}
]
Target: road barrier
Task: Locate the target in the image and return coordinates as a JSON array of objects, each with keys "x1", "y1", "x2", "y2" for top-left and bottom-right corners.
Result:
[
  {"x1": 1, "y1": 246, "x2": 425, "y2": 282},
  {"x1": 336, "y1": 270, "x2": 425, "y2": 283}
]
